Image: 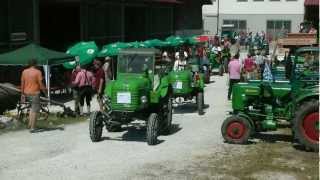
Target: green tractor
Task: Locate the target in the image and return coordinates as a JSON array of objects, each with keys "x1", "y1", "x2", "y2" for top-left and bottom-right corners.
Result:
[
  {"x1": 208, "y1": 50, "x2": 224, "y2": 76},
  {"x1": 89, "y1": 48, "x2": 173, "y2": 145},
  {"x1": 221, "y1": 47, "x2": 319, "y2": 151},
  {"x1": 168, "y1": 60, "x2": 205, "y2": 115}
]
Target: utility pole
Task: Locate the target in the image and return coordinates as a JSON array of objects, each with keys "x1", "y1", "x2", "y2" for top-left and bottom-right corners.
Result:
[{"x1": 216, "y1": 0, "x2": 219, "y2": 35}]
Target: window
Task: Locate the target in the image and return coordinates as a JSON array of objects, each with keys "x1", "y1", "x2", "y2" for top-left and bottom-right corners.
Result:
[
  {"x1": 223, "y1": 20, "x2": 247, "y2": 33},
  {"x1": 237, "y1": 0, "x2": 248, "y2": 2},
  {"x1": 253, "y1": 0, "x2": 264, "y2": 1},
  {"x1": 266, "y1": 20, "x2": 291, "y2": 40}
]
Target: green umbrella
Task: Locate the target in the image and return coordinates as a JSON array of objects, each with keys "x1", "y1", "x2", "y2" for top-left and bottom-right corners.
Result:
[
  {"x1": 63, "y1": 41, "x2": 98, "y2": 69},
  {"x1": 98, "y1": 42, "x2": 129, "y2": 57},
  {"x1": 127, "y1": 41, "x2": 147, "y2": 48},
  {"x1": 143, "y1": 39, "x2": 165, "y2": 48},
  {"x1": 185, "y1": 36, "x2": 201, "y2": 45},
  {"x1": 165, "y1": 36, "x2": 185, "y2": 47}
]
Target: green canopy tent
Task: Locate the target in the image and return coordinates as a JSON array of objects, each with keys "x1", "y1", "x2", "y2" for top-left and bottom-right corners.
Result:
[
  {"x1": 0, "y1": 43, "x2": 74, "y2": 101},
  {"x1": 63, "y1": 41, "x2": 98, "y2": 69}
]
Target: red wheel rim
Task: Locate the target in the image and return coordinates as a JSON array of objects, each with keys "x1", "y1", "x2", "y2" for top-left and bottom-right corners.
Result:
[
  {"x1": 227, "y1": 121, "x2": 246, "y2": 139},
  {"x1": 302, "y1": 112, "x2": 319, "y2": 143}
]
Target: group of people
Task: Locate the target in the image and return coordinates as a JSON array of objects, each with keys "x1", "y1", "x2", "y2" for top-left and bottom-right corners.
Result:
[
  {"x1": 71, "y1": 58, "x2": 112, "y2": 116},
  {"x1": 227, "y1": 51, "x2": 273, "y2": 100},
  {"x1": 19, "y1": 57, "x2": 113, "y2": 133}
]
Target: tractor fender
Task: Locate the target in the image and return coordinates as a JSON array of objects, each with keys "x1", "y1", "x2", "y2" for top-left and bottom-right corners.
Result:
[
  {"x1": 159, "y1": 76, "x2": 170, "y2": 98},
  {"x1": 105, "y1": 80, "x2": 114, "y2": 98},
  {"x1": 236, "y1": 112, "x2": 256, "y2": 132},
  {"x1": 199, "y1": 74, "x2": 205, "y2": 90},
  {"x1": 295, "y1": 85, "x2": 319, "y2": 106}
]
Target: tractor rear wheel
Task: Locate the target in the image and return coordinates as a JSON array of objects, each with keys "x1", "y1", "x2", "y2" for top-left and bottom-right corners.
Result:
[
  {"x1": 147, "y1": 113, "x2": 159, "y2": 145},
  {"x1": 89, "y1": 111, "x2": 104, "y2": 142},
  {"x1": 196, "y1": 92, "x2": 204, "y2": 115},
  {"x1": 293, "y1": 100, "x2": 319, "y2": 152},
  {"x1": 221, "y1": 115, "x2": 251, "y2": 144}
]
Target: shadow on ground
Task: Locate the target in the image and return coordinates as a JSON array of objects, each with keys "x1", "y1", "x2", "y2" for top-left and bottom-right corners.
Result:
[
  {"x1": 173, "y1": 103, "x2": 210, "y2": 114},
  {"x1": 100, "y1": 124, "x2": 181, "y2": 145}
]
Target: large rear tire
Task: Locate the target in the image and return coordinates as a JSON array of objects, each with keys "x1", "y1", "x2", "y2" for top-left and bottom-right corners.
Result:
[
  {"x1": 293, "y1": 100, "x2": 319, "y2": 152},
  {"x1": 221, "y1": 115, "x2": 251, "y2": 144},
  {"x1": 147, "y1": 113, "x2": 159, "y2": 145},
  {"x1": 197, "y1": 92, "x2": 204, "y2": 115},
  {"x1": 89, "y1": 111, "x2": 104, "y2": 142}
]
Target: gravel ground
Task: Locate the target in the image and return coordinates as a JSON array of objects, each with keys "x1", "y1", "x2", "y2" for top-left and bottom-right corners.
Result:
[{"x1": 0, "y1": 74, "x2": 318, "y2": 180}]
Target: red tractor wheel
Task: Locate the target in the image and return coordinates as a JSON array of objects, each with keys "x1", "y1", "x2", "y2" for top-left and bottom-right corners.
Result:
[
  {"x1": 293, "y1": 100, "x2": 319, "y2": 152},
  {"x1": 221, "y1": 116, "x2": 252, "y2": 144}
]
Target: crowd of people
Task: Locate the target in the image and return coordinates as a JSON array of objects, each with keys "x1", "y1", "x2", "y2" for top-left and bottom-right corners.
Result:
[{"x1": 20, "y1": 32, "x2": 275, "y2": 133}]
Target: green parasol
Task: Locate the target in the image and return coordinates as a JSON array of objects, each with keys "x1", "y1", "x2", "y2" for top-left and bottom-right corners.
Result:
[
  {"x1": 63, "y1": 41, "x2": 98, "y2": 69},
  {"x1": 126, "y1": 41, "x2": 147, "y2": 48},
  {"x1": 143, "y1": 39, "x2": 166, "y2": 48},
  {"x1": 98, "y1": 42, "x2": 129, "y2": 57},
  {"x1": 165, "y1": 36, "x2": 185, "y2": 47}
]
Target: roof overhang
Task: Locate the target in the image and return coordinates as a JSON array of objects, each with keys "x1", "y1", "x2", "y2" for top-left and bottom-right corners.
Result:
[{"x1": 304, "y1": 0, "x2": 319, "y2": 6}]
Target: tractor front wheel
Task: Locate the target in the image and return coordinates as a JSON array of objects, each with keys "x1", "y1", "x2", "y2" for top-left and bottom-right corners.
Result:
[
  {"x1": 196, "y1": 92, "x2": 204, "y2": 115},
  {"x1": 147, "y1": 113, "x2": 159, "y2": 145},
  {"x1": 293, "y1": 100, "x2": 319, "y2": 152},
  {"x1": 221, "y1": 115, "x2": 251, "y2": 144},
  {"x1": 163, "y1": 98, "x2": 173, "y2": 135},
  {"x1": 89, "y1": 111, "x2": 104, "y2": 142}
]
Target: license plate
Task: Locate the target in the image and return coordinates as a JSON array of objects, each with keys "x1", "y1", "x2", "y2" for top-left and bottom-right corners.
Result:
[
  {"x1": 117, "y1": 92, "x2": 131, "y2": 104},
  {"x1": 175, "y1": 82, "x2": 183, "y2": 89}
]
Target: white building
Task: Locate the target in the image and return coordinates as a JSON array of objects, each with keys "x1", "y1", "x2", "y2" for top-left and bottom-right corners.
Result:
[{"x1": 202, "y1": 0, "x2": 304, "y2": 39}]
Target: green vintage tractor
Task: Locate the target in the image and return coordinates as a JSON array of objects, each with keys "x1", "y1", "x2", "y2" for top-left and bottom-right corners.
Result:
[
  {"x1": 168, "y1": 60, "x2": 205, "y2": 115},
  {"x1": 89, "y1": 48, "x2": 173, "y2": 145},
  {"x1": 221, "y1": 47, "x2": 319, "y2": 151},
  {"x1": 208, "y1": 51, "x2": 224, "y2": 76}
]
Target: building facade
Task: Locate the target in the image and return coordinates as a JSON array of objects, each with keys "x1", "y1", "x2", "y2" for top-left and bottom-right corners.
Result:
[
  {"x1": 0, "y1": 0, "x2": 211, "y2": 52},
  {"x1": 202, "y1": 0, "x2": 304, "y2": 39}
]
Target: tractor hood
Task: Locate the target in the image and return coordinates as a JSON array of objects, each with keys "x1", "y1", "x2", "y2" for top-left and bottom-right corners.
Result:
[
  {"x1": 106, "y1": 74, "x2": 151, "y2": 111},
  {"x1": 113, "y1": 74, "x2": 151, "y2": 91}
]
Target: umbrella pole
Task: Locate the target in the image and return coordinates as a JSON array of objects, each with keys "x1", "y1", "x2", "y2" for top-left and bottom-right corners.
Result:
[{"x1": 48, "y1": 66, "x2": 51, "y2": 105}]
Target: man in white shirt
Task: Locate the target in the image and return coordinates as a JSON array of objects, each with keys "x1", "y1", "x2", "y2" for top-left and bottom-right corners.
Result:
[{"x1": 173, "y1": 52, "x2": 187, "y2": 71}]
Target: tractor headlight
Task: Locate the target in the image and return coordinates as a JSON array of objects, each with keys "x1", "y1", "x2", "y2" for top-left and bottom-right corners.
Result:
[{"x1": 141, "y1": 96, "x2": 148, "y2": 104}]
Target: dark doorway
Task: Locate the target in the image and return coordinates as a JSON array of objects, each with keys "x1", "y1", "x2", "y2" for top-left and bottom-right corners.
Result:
[
  {"x1": 40, "y1": 2, "x2": 80, "y2": 51},
  {"x1": 124, "y1": 6, "x2": 147, "y2": 42}
]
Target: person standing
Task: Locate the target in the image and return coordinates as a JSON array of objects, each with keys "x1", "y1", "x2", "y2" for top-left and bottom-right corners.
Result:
[
  {"x1": 21, "y1": 59, "x2": 46, "y2": 133},
  {"x1": 263, "y1": 55, "x2": 273, "y2": 81},
  {"x1": 243, "y1": 54, "x2": 256, "y2": 81},
  {"x1": 71, "y1": 65, "x2": 81, "y2": 114},
  {"x1": 103, "y1": 57, "x2": 113, "y2": 82},
  {"x1": 228, "y1": 53, "x2": 242, "y2": 100},
  {"x1": 93, "y1": 60, "x2": 105, "y2": 111},
  {"x1": 173, "y1": 51, "x2": 187, "y2": 71},
  {"x1": 254, "y1": 51, "x2": 264, "y2": 79},
  {"x1": 73, "y1": 67, "x2": 95, "y2": 115}
]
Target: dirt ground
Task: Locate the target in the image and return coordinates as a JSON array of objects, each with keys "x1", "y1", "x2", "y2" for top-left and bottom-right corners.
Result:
[{"x1": 133, "y1": 129, "x2": 319, "y2": 180}]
